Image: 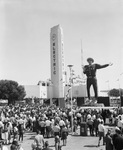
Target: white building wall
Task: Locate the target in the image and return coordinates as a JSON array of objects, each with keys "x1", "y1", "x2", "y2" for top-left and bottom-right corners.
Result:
[
  {"x1": 64, "y1": 85, "x2": 87, "y2": 98},
  {"x1": 39, "y1": 86, "x2": 47, "y2": 99},
  {"x1": 24, "y1": 85, "x2": 40, "y2": 98}
]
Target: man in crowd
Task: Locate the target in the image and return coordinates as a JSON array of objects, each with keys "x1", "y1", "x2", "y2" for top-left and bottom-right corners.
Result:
[
  {"x1": 112, "y1": 128, "x2": 123, "y2": 150},
  {"x1": 98, "y1": 120, "x2": 105, "y2": 146},
  {"x1": 0, "y1": 118, "x2": 4, "y2": 140},
  {"x1": 105, "y1": 129, "x2": 113, "y2": 150},
  {"x1": 34, "y1": 130, "x2": 44, "y2": 150},
  {"x1": 45, "y1": 118, "x2": 51, "y2": 138}
]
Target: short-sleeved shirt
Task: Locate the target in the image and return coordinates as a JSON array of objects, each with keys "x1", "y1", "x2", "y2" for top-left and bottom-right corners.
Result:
[
  {"x1": 98, "y1": 124, "x2": 105, "y2": 132},
  {"x1": 45, "y1": 120, "x2": 51, "y2": 127},
  {"x1": 35, "y1": 134, "x2": 44, "y2": 148}
]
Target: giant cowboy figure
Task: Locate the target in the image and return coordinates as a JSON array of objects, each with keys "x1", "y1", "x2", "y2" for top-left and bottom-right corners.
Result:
[{"x1": 83, "y1": 58, "x2": 113, "y2": 102}]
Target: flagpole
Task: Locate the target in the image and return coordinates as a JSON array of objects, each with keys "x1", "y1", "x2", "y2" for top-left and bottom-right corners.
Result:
[
  {"x1": 80, "y1": 40, "x2": 86, "y2": 103},
  {"x1": 81, "y1": 40, "x2": 84, "y2": 79},
  {"x1": 116, "y1": 78, "x2": 121, "y2": 105}
]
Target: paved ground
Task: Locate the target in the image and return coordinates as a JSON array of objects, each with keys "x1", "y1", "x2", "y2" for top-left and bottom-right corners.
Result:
[
  {"x1": 5, "y1": 126, "x2": 115, "y2": 150},
  {"x1": 19, "y1": 132, "x2": 106, "y2": 150}
]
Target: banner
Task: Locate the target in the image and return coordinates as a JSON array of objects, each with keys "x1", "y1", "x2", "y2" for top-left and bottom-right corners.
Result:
[{"x1": 109, "y1": 96, "x2": 121, "y2": 107}]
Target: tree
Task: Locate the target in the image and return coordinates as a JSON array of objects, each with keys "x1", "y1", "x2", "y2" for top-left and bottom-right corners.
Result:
[
  {"x1": 108, "y1": 88, "x2": 120, "y2": 97},
  {"x1": 0, "y1": 80, "x2": 26, "y2": 104}
]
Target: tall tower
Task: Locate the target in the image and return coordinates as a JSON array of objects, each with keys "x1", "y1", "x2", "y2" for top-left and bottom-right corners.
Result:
[{"x1": 50, "y1": 25, "x2": 65, "y2": 99}]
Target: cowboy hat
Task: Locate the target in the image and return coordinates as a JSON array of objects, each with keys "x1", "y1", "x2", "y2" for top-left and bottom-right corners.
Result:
[{"x1": 87, "y1": 57, "x2": 94, "y2": 63}]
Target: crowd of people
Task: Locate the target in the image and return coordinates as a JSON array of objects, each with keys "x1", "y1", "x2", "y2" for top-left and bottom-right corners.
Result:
[
  {"x1": 0, "y1": 103, "x2": 123, "y2": 150},
  {"x1": 97, "y1": 121, "x2": 123, "y2": 150}
]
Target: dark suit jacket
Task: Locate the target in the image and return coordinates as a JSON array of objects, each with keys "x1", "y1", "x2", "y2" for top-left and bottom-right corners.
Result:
[
  {"x1": 83, "y1": 64, "x2": 109, "y2": 77},
  {"x1": 105, "y1": 134, "x2": 113, "y2": 150},
  {"x1": 113, "y1": 134, "x2": 123, "y2": 150}
]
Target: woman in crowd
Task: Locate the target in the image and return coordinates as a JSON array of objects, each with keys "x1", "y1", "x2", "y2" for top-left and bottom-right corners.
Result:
[
  {"x1": 45, "y1": 118, "x2": 52, "y2": 138},
  {"x1": 61, "y1": 125, "x2": 68, "y2": 146},
  {"x1": 2, "y1": 120, "x2": 8, "y2": 145},
  {"x1": 87, "y1": 117, "x2": 94, "y2": 136},
  {"x1": 18, "y1": 122, "x2": 24, "y2": 142},
  {"x1": 55, "y1": 135, "x2": 60, "y2": 150},
  {"x1": 13, "y1": 124, "x2": 18, "y2": 141},
  {"x1": 8, "y1": 120, "x2": 13, "y2": 144},
  {"x1": 39, "y1": 119, "x2": 46, "y2": 138}
]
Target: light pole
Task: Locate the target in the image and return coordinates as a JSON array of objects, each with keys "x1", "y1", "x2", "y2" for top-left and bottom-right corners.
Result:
[
  {"x1": 120, "y1": 73, "x2": 123, "y2": 98},
  {"x1": 67, "y1": 65, "x2": 73, "y2": 134},
  {"x1": 117, "y1": 73, "x2": 123, "y2": 105},
  {"x1": 49, "y1": 80, "x2": 53, "y2": 106},
  {"x1": 116, "y1": 78, "x2": 121, "y2": 106},
  {"x1": 105, "y1": 80, "x2": 110, "y2": 92}
]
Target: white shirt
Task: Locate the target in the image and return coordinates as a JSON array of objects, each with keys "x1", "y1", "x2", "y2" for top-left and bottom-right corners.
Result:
[
  {"x1": 53, "y1": 125, "x2": 60, "y2": 132},
  {"x1": 35, "y1": 134, "x2": 44, "y2": 148},
  {"x1": 59, "y1": 120, "x2": 65, "y2": 126},
  {"x1": 32, "y1": 117, "x2": 36, "y2": 122},
  {"x1": 45, "y1": 120, "x2": 51, "y2": 126},
  {"x1": 118, "y1": 120, "x2": 123, "y2": 128},
  {"x1": 2, "y1": 146, "x2": 9, "y2": 150},
  {"x1": 76, "y1": 113, "x2": 81, "y2": 118},
  {"x1": 8, "y1": 122, "x2": 12, "y2": 132},
  {"x1": 14, "y1": 126, "x2": 18, "y2": 132},
  {"x1": 69, "y1": 111, "x2": 73, "y2": 116},
  {"x1": 87, "y1": 114, "x2": 91, "y2": 119},
  {"x1": 92, "y1": 115, "x2": 96, "y2": 120},
  {"x1": 0, "y1": 121, "x2": 4, "y2": 128},
  {"x1": 51, "y1": 119, "x2": 54, "y2": 127},
  {"x1": 18, "y1": 119, "x2": 24, "y2": 125},
  {"x1": 98, "y1": 124, "x2": 105, "y2": 132}
]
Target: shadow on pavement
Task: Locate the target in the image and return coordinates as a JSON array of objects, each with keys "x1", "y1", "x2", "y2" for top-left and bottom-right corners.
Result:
[
  {"x1": 28, "y1": 136, "x2": 35, "y2": 140},
  {"x1": 25, "y1": 132, "x2": 36, "y2": 135},
  {"x1": 49, "y1": 145, "x2": 55, "y2": 148},
  {"x1": 72, "y1": 135, "x2": 80, "y2": 137},
  {"x1": 84, "y1": 145, "x2": 98, "y2": 147}
]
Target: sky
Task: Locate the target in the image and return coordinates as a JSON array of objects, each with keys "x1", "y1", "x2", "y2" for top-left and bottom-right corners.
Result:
[{"x1": 0, "y1": 0, "x2": 123, "y2": 93}]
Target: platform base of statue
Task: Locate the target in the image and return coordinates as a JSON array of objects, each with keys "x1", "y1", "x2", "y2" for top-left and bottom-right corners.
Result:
[
  {"x1": 83, "y1": 98, "x2": 104, "y2": 107},
  {"x1": 83, "y1": 103, "x2": 104, "y2": 107}
]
